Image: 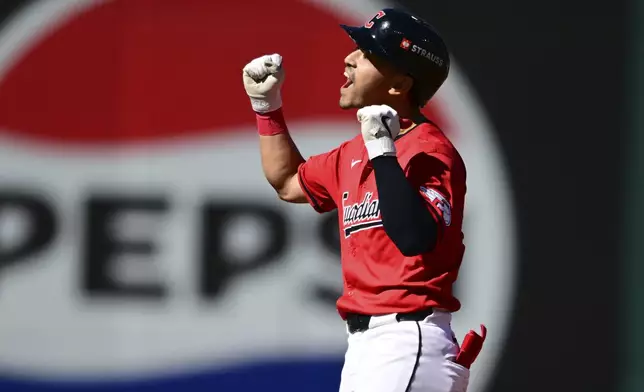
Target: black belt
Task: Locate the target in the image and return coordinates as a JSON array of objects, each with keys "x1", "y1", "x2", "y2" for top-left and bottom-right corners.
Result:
[{"x1": 345, "y1": 308, "x2": 434, "y2": 334}]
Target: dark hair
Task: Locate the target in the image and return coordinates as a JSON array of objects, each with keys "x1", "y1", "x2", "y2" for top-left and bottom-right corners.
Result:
[{"x1": 409, "y1": 75, "x2": 443, "y2": 108}]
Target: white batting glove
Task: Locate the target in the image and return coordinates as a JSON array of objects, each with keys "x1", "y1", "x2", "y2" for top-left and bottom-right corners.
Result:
[
  {"x1": 357, "y1": 105, "x2": 401, "y2": 159},
  {"x1": 242, "y1": 53, "x2": 285, "y2": 113}
]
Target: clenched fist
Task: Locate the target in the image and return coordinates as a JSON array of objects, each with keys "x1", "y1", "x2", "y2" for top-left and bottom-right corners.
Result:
[
  {"x1": 242, "y1": 54, "x2": 285, "y2": 113},
  {"x1": 357, "y1": 105, "x2": 400, "y2": 159}
]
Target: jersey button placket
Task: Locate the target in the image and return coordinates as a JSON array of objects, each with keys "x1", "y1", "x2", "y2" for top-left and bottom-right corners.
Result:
[{"x1": 348, "y1": 238, "x2": 357, "y2": 297}]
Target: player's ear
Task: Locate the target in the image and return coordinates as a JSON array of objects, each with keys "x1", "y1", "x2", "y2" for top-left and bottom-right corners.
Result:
[{"x1": 388, "y1": 74, "x2": 414, "y2": 97}]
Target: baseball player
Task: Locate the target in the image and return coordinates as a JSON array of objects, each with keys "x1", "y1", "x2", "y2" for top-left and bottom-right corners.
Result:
[{"x1": 242, "y1": 8, "x2": 485, "y2": 392}]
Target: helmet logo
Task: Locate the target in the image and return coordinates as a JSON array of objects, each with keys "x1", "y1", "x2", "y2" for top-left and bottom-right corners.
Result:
[
  {"x1": 364, "y1": 10, "x2": 386, "y2": 28},
  {"x1": 400, "y1": 38, "x2": 412, "y2": 50},
  {"x1": 411, "y1": 44, "x2": 445, "y2": 67}
]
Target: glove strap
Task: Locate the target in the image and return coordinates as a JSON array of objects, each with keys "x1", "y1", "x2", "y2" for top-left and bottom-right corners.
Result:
[
  {"x1": 365, "y1": 137, "x2": 396, "y2": 160},
  {"x1": 250, "y1": 95, "x2": 282, "y2": 114}
]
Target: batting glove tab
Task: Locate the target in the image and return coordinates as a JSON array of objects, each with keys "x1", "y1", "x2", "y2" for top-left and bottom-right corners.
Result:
[
  {"x1": 358, "y1": 105, "x2": 401, "y2": 159},
  {"x1": 242, "y1": 54, "x2": 284, "y2": 113}
]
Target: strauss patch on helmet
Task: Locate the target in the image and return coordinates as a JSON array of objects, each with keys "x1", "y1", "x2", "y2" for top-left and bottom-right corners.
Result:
[
  {"x1": 419, "y1": 186, "x2": 452, "y2": 226},
  {"x1": 411, "y1": 44, "x2": 445, "y2": 67}
]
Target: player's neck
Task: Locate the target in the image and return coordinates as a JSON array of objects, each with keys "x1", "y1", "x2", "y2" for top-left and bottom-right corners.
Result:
[{"x1": 388, "y1": 103, "x2": 425, "y2": 124}]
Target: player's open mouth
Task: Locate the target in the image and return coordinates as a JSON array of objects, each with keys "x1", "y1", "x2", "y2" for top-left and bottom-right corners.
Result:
[{"x1": 342, "y1": 71, "x2": 353, "y2": 88}]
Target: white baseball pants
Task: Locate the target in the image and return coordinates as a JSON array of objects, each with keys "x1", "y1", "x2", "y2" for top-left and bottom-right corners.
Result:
[{"x1": 339, "y1": 311, "x2": 470, "y2": 392}]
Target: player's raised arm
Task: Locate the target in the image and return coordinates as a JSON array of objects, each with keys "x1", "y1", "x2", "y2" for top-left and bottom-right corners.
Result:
[
  {"x1": 357, "y1": 106, "x2": 440, "y2": 256},
  {"x1": 242, "y1": 54, "x2": 306, "y2": 203}
]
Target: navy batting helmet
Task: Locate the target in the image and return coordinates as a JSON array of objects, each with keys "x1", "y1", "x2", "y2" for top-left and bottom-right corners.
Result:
[{"x1": 340, "y1": 8, "x2": 450, "y2": 106}]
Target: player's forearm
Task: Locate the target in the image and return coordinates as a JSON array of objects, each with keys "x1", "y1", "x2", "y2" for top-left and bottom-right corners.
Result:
[
  {"x1": 259, "y1": 134, "x2": 305, "y2": 198},
  {"x1": 256, "y1": 110, "x2": 306, "y2": 201},
  {"x1": 371, "y1": 156, "x2": 438, "y2": 256}
]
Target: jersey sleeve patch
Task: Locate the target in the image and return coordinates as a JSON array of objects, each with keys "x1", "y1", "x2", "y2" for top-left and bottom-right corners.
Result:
[{"x1": 419, "y1": 186, "x2": 452, "y2": 226}]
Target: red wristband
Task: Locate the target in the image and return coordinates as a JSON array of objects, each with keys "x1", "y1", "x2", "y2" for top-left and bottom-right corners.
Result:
[{"x1": 256, "y1": 108, "x2": 289, "y2": 136}]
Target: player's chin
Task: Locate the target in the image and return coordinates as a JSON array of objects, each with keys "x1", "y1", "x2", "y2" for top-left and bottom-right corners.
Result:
[{"x1": 338, "y1": 95, "x2": 360, "y2": 110}]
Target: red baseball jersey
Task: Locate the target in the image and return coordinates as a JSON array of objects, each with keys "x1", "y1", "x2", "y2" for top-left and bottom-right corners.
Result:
[{"x1": 298, "y1": 118, "x2": 466, "y2": 318}]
